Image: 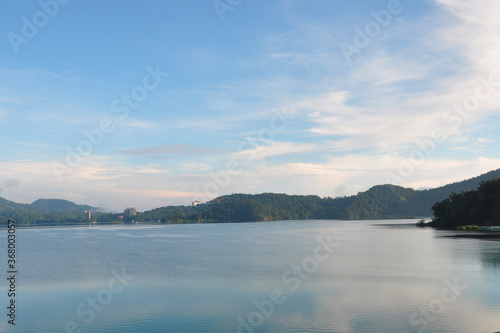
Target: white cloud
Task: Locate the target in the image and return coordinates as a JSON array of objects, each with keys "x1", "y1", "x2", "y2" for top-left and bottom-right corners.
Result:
[
  {"x1": 0, "y1": 96, "x2": 22, "y2": 104},
  {"x1": 349, "y1": 53, "x2": 425, "y2": 86},
  {"x1": 180, "y1": 162, "x2": 213, "y2": 172},
  {"x1": 231, "y1": 141, "x2": 319, "y2": 160},
  {"x1": 26, "y1": 111, "x2": 89, "y2": 125},
  {"x1": 115, "y1": 117, "x2": 159, "y2": 129},
  {"x1": 476, "y1": 137, "x2": 493, "y2": 145}
]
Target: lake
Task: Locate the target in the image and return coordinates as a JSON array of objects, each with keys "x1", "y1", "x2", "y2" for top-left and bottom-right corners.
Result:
[{"x1": 0, "y1": 220, "x2": 499, "y2": 332}]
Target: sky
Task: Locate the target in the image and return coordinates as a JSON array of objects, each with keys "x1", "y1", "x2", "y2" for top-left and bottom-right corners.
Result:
[{"x1": 0, "y1": 0, "x2": 499, "y2": 212}]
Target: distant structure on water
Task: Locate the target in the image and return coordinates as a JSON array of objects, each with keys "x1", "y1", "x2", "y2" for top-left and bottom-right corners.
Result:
[
  {"x1": 84, "y1": 210, "x2": 91, "y2": 219},
  {"x1": 124, "y1": 207, "x2": 137, "y2": 216}
]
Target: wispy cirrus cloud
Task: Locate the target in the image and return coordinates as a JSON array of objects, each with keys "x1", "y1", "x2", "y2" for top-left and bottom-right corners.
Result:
[
  {"x1": 25, "y1": 111, "x2": 89, "y2": 125},
  {"x1": 120, "y1": 144, "x2": 230, "y2": 157},
  {"x1": 114, "y1": 117, "x2": 159, "y2": 129},
  {"x1": 276, "y1": 0, "x2": 500, "y2": 158},
  {"x1": 2, "y1": 68, "x2": 80, "y2": 83},
  {"x1": 0, "y1": 96, "x2": 22, "y2": 104}
]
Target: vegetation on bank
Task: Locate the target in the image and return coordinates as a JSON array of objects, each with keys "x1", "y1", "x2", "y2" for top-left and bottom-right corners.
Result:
[
  {"x1": 430, "y1": 178, "x2": 500, "y2": 229},
  {"x1": 456, "y1": 225, "x2": 483, "y2": 231}
]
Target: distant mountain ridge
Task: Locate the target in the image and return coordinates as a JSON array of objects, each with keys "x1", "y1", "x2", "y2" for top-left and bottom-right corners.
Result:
[
  {"x1": 130, "y1": 168, "x2": 500, "y2": 223},
  {"x1": 1, "y1": 168, "x2": 499, "y2": 225},
  {"x1": 30, "y1": 199, "x2": 93, "y2": 213},
  {"x1": 420, "y1": 168, "x2": 500, "y2": 199},
  {"x1": 345, "y1": 168, "x2": 500, "y2": 219},
  {"x1": 0, "y1": 197, "x2": 95, "y2": 225}
]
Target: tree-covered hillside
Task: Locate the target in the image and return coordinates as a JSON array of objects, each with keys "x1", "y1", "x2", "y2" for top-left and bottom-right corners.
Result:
[
  {"x1": 2, "y1": 168, "x2": 500, "y2": 226},
  {"x1": 134, "y1": 168, "x2": 500, "y2": 223},
  {"x1": 0, "y1": 198, "x2": 95, "y2": 226},
  {"x1": 30, "y1": 199, "x2": 93, "y2": 213},
  {"x1": 430, "y1": 178, "x2": 500, "y2": 229}
]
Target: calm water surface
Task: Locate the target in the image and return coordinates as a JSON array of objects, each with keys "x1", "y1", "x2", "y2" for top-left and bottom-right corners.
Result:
[{"x1": 0, "y1": 220, "x2": 499, "y2": 332}]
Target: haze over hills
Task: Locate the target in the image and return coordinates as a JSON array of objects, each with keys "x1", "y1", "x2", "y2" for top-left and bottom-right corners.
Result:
[{"x1": 1, "y1": 168, "x2": 499, "y2": 226}]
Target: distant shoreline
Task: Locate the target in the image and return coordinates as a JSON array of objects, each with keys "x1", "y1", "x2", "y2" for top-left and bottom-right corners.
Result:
[
  {"x1": 0, "y1": 218, "x2": 424, "y2": 230},
  {"x1": 440, "y1": 233, "x2": 500, "y2": 240}
]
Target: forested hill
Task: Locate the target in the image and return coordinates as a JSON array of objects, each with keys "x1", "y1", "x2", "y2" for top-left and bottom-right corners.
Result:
[
  {"x1": 29, "y1": 199, "x2": 93, "y2": 213},
  {"x1": 431, "y1": 178, "x2": 500, "y2": 229},
  {"x1": 2, "y1": 168, "x2": 500, "y2": 225},
  {"x1": 0, "y1": 198, "x2": 94, "y2": 226},
  {"x1": 130, "y1": 168, "x2": 500, "y2": 223}
]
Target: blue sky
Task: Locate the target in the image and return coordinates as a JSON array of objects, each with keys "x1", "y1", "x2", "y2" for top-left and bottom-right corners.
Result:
[{"x1": 1, "y1": 0, "x2": 499, "y2": 211}]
